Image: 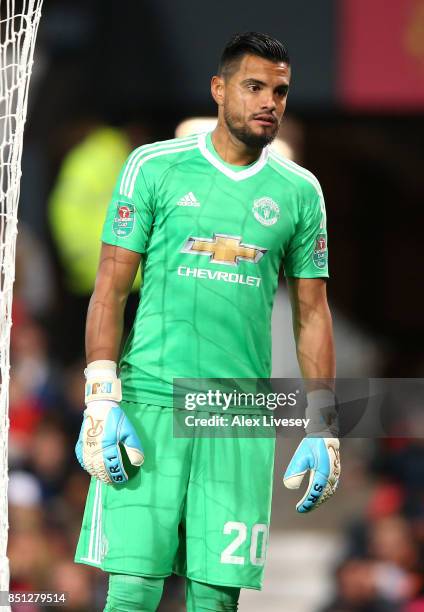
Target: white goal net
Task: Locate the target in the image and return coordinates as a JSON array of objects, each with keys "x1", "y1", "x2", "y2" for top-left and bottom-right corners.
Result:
[{"x1": 0, "y1": 0, "x2": 43, "y2": 591}]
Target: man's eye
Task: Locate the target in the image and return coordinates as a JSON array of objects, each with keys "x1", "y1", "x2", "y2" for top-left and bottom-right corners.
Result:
[{"x1": 248, "y1": 84, "x2": 260, "y2": 92}]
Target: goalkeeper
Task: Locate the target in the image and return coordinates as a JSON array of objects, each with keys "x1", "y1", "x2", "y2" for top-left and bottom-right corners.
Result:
[{"x1": 75, "y1": 31, "x2": 340, "y2": 611}]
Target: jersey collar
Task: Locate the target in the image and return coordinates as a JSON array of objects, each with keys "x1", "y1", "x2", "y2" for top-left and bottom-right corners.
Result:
[{"x1": 198, "y1": 132, "x2": 269, "y2": 181}]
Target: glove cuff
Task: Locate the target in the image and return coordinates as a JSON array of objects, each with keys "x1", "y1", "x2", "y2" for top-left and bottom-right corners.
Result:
[
  {"x1": 85, "y1": 360, "x2": 117, "y2": 378},
  {"x1": 305, "y1": 389, "x2": 338, "y2": 437},
  {"x1": 84, "y1": 360, "x2": 122, "y2": 404}
]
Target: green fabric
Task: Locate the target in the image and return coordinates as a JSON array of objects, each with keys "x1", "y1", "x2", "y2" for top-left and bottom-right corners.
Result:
[
  {"x1": 100, "y1": 133, "x2": 328, "y2": 407},
  {"x1": 49, "y1": 126, "x2": 141, "y2": 294},
  {"x1": 104, "y1": 573, "x2": 164, "y2": 611},
  {"x1": 75, "y1": 402, "x2": 274, "y2": 590},
  {"x1": 103, "y1": 574, "x2": 239, "y2": 611},
  {"x1": 186, "y1": 579, "x2": 240, "y2": 611}
]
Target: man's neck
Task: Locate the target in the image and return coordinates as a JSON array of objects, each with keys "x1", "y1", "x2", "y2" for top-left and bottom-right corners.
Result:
[{"x1": 211, "y1": 124, "x2": 262, "y2": 166}]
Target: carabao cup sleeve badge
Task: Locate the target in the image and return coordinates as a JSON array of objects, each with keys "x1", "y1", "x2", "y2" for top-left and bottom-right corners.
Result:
[
  {"x1": 313, "y1": 233, "x2": 327, "y2": 269},
  {"x1": 112, "y1": 202, "x2": 135, "y2": 237}
]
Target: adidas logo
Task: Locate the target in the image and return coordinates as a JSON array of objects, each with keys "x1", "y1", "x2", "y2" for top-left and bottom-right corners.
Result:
[{"x1": 176, "y1": 192, "x2": 200, "y2": 207}]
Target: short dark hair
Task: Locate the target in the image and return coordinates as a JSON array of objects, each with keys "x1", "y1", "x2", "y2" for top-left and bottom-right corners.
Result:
[{"x1": 218, "y1": 31, "x2": 290, "y2": 78}]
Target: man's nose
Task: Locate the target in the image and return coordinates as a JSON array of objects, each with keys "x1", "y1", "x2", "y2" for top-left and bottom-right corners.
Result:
[{"x1": 260, "y1": 91, "x2": 276, "y2": 110}]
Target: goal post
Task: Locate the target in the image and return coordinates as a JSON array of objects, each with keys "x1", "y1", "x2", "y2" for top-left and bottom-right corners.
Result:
[{"x1": 0, "y1": 0, "x2": 44, "y2": 592}]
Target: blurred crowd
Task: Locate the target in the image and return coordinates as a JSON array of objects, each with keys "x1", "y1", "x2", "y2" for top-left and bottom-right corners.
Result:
[
  {"x1": 8, "y1": 299, "x2": 105, "y2": 610},
  {"x1": 321, "y1": 439, "x2": 424, "y2": 612},
  {"x1": 6, "y1": 120, "x2": 424, "y2": 612}
]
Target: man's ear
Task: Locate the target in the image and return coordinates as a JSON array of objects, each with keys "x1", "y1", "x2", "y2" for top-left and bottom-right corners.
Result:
[{"x1": 211, "y1": 75, "x2": 225, "y2": 106}]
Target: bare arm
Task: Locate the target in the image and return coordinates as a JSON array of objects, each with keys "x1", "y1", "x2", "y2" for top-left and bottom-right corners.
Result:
[
  {"x1": 284, "y1": 278, "x2": 340, "y2": 509},
  {"x1": 85, "y1": 243, "x2": 141, "y2": 363},
  {"x1": 287, "y1": 277, "x2": 335, "y2": 384}
]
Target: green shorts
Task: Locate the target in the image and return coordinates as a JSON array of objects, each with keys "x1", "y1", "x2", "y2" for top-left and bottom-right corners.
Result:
[{"x1": 75, "y1": 403, "x2": 275, "y2": 590}]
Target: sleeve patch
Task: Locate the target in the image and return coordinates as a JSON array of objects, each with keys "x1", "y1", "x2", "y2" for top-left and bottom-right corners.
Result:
[
  {"x1": 313, "y1": 234, "x2": 327, "y2": 269},
  {"x1": 112, "y1": 202, "x2": 135, "y2": 237}
]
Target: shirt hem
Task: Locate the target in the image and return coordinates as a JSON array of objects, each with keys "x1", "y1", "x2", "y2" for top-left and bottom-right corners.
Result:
[
  {"x1": 122, "y1": 391, "x2": 175, "y2": 407},
  {"x1": 101, "y1": 237, "x2": 145, "y2": 254},
  {"x1": 284, "y1": 271, "x2": 329, "y2": 278}
]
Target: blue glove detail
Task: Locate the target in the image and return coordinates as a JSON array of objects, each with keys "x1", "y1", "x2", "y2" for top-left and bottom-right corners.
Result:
[
  {"x1": 75, "y1": 402, "x2": 144, "y2": 485},
  {"x1": 283, "y1": 438, "x2": 340, "y2": 513}
]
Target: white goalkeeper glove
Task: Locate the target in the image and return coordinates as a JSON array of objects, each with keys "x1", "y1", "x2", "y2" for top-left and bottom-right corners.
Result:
[
  {"x1": 75, "y1": 360, "x2": 144, "y2": 485},
  {"x1": 283, "y1": 390, "x2": 340, "y2": 513}
]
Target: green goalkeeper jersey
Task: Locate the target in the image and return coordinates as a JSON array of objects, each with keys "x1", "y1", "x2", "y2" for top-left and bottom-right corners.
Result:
[{"x1": 101, "y1": 132, "x2": 329, "y2": 406}]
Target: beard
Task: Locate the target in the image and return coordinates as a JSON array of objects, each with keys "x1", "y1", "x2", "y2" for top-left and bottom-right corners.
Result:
[{"x1": 224, "y1": 107, "x2": 279, "y2": 149}]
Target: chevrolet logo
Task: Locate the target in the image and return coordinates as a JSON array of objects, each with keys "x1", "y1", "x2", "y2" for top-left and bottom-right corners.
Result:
[{"x1": 181, "y1": 234, "x2": 267, "y2": 266}]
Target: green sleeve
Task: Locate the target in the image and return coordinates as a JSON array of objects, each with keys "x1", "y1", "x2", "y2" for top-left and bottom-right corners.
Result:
[
  {"x1": 101, "y1": 156, "x2": 154, "y2": 254},
  {"x1": 284, "y1": 187, "x2": 329, "y2": 278}
]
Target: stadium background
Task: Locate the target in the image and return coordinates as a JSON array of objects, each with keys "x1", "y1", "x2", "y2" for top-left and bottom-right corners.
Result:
[{"x1": 8, "y1": 0, "x2": 424, "y2": 610}]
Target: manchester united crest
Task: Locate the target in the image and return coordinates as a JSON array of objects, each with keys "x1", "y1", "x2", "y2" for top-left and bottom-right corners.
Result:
[{"x1": 252, "y1": 197, "x2": 280, "y2": 226}]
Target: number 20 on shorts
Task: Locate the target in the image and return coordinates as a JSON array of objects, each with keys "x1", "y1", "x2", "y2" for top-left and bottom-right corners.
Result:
[{"x1": 220, "y1": 521, "x2": 269, "y2": 566}]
